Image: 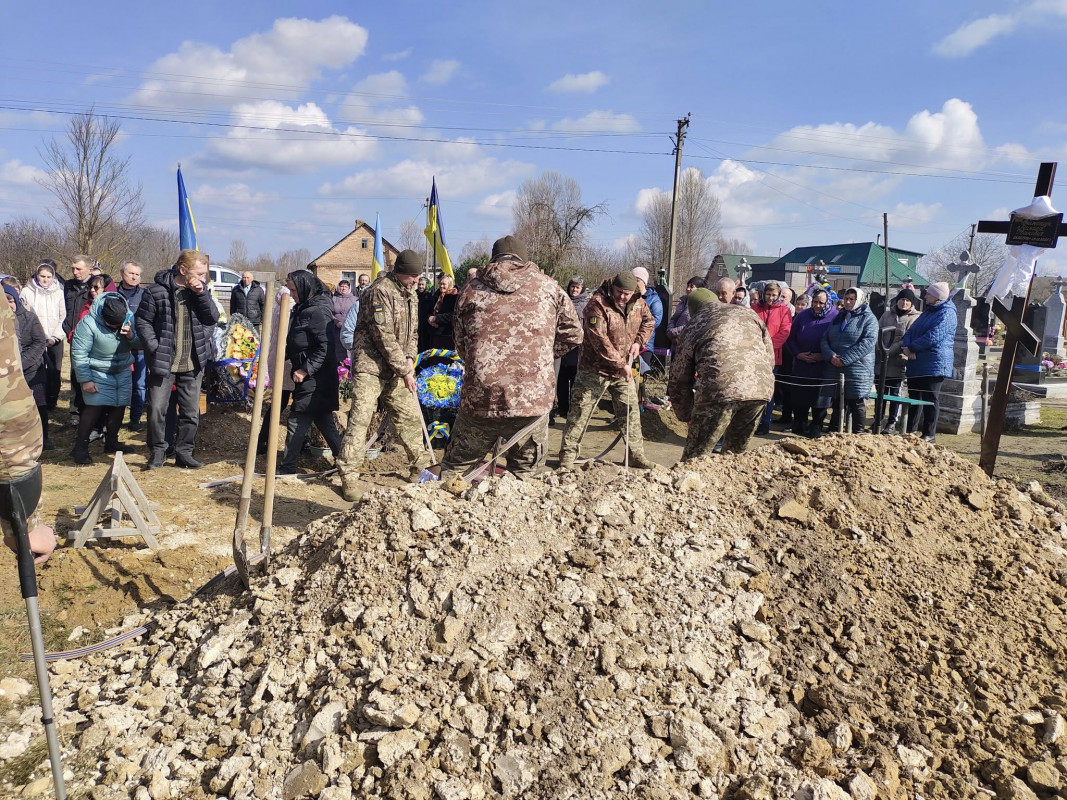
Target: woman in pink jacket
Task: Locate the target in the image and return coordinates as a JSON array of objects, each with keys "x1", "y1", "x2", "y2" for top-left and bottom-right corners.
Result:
[{"x1": 752, "y1": 281, "x2": 793, "y2": 433}]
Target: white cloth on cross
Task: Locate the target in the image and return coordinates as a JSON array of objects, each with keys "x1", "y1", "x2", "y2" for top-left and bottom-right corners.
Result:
[{"x1": 989, "y1": 195, "x2": 1059, "y2": 302}]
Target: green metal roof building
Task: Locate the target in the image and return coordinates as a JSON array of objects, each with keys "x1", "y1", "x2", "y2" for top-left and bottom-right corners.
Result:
[{"x1": 759, "y1": 242, "x2": 929, "y2": 292}]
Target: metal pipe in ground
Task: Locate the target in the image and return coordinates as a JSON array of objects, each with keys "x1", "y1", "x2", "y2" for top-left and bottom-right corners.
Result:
[
  {"x1": 980, "y1": 360, "x2": 989, "y2": 438},
  {"x1": 837, "y1": 374, "x2": 846, "y2": 433}
]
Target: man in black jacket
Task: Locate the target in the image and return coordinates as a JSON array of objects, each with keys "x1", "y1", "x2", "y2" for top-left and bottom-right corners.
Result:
[
  {"x1": 62, "y1": 255, "x2": 94, "y2": 421},
  {"x1": 229, "y1": 271, "x2": 265, "y2": 326},
  {"x1": 135, "y1": 250, "x2": 219, "y2": 469}
]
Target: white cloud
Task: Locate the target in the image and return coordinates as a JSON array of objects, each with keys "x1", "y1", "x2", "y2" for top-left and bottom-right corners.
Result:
[
  {"x1": 352, "y1": 71, "x2": 408, "y2": 98},
  {"x1": 191, "y1": 183, "x2": 279, "y2": 214},
  {"x1": 421, "y1": 59, "x2": 459, "y2": 85},
  {"x1": 339, "y1": 71, "x2": 424, "y2": 128},
  {"x1": 131, "y1": 16, "x2": 368, "y2": 108},
  {"x1": 994, "y1": 142, "x2": 1032, "y2": 165},
  {"x1": 552, "y1": 110, "x2": 641, "y2": 133},
  {"x1": 475, "y1": 190, "x2": 517, "y2": 218},
  {"x1": 933, "y1": 14, "x2": 1018, "y2": 57},
  {"x1": 933, "y1": 1, "x2": 1067, "y2": 57},
  {"x1": 383, "y1": 48, "x2": 412, "y2": 62},
  {"x1": 614, "y1": 233, "x2": 639, "y2": 252},
  {"x1": 207, "y1": 100, "x2": 378, "y2": 172},
  {"x1": 546, "y1": 71, "x2": 609, "y2": 93},
  {"x1": 886, "y1": 201, "x2": 943, "y2": 227},
  {"x1": 0, "y1": 159, "x2": 48, "y2": 186},
  {"x1": 772, "y1": 99, "x2": 987, "y2": 171},
  {"x1": 320, "y1": 140, "x2": 535, "y2": 198}
]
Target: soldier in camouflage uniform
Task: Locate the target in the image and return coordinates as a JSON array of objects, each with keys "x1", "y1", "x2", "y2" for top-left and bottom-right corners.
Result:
[
  {"x1": 558, "y1": 271, "x2": 656, "y2": 469},
  {"x1": 440, "y1": 236, "x2": 582, "y2": 478},
  {"x1": 667, "y1": 288, "x2": 775, "y2": 459},
  {"x1": 0, "y1": 297, "x2": 56, "y2": 563},
  {"x1": 336, "y1": 250, "x2": 430, "y2": 501}
]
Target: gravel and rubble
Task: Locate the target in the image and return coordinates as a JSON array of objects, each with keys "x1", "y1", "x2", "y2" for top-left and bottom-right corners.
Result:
[{"x1": 10, "y1": 435, "x2": 1067, "y2": 799}]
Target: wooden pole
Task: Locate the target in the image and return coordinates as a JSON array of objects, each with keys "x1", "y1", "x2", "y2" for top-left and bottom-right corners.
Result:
[
  {"x1": 979, "y1": 289, "x2": 1033, "y2": 475},
  {"x1": 664, "y1": 113, "x2": 690, "y2": 294},
  {"x1": 232, "y1": 280, "x2": 275, "y2": 588},
  {"x1": 259, "y1": 297, "x2": 291, "y2": 565}
]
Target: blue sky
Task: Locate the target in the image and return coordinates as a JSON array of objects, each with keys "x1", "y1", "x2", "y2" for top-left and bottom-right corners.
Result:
[{"x1": 1, "y1": 0, "x2": 1066, "y2": 273}]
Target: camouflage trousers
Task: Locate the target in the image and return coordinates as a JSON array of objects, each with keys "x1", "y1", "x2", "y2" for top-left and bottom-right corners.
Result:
[
  {"x1": 336, "y1": 372, "x2": 428, "y2": 484},
  {"x1": 681, "y1": 400, "x2": 765, "y2": 460},
  {"x1": 441, "y1": 410, "x2": 548, "y2": 479},
  {"x1": 559, "y1": 369, "x2": 645, "y2": 464}
]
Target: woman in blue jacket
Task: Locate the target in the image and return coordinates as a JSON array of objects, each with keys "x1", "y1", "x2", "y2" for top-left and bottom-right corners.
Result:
[
  {"x1": 821, "y1": 287, "x2": 877, "y2": 433},
  {"x1": 70, "y1": 293, "x2": 140, "y2": 464},
  {"x1": 901, "y1": 281, "x2": 957, "y2": 442}
]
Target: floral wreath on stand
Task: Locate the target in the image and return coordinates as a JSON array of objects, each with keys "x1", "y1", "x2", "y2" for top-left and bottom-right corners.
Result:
[{"x1": 415, "y1": 349, "x2": 463, "y2": 441}]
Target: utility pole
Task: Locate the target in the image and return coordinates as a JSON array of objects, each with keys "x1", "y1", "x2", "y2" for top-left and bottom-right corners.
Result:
[{"x1": 665, "y1": 113, "x2": 690, "y2": 293}]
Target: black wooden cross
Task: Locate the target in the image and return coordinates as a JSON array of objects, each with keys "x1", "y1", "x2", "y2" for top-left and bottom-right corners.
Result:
[{"x1": 976, "y1": 162, "x2": 1066, "y2": 475}]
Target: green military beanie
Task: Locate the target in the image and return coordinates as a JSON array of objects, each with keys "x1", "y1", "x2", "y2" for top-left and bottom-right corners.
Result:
[
  {"x1": 613, "y1": 270, "x2": 638, "y2": 291},
  {"x1": 687, "y1": 287, "x2": 716, "y2": 315},
  {"x1": 491, "y1": 235, "x2": 528, "y2": 262},
  {"x1": 394, "y1": 249, "x2": 423, "y2": 275}
]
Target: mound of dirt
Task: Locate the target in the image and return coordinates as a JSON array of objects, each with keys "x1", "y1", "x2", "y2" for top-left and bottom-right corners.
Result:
[{"x1": 14, "y1": 437, "x2": 1067, "y2": 799}]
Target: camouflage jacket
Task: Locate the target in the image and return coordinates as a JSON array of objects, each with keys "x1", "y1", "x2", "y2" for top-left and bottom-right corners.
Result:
[
  {"x1": 351, "y1": 274, "x2": 418, "y2": 379},
  {"x1": 578, "y1": 281, "x2": 655, "y2": 379},
  {"x1": 0, "y1": 298, "x2": 43, "y2": 481},
  {"x1": 454, "y1": 256, "x2": 582, "y2": 418},
  {"x1": 667, "y1": 301, "x2": 775, "y2": 422}
]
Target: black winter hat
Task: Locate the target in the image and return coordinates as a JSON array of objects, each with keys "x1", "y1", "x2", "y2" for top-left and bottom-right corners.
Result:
[
  {"x1": 394, "y1": 249, "x2": 423, "y2": 275},
  {"x1": 893, "y1": 288, "x2": 919, "y2": 305},
  {"x1": 101, "y1": 296, "x2": 128, "y2": 327},
  {"x1": 491, "y1": 235, "x2": 528, "y2": 262}
]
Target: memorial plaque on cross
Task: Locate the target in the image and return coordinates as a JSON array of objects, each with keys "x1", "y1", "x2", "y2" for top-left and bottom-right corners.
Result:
[{"x1": 976, "y1": 162, "x2": 1067, "y2": 476}]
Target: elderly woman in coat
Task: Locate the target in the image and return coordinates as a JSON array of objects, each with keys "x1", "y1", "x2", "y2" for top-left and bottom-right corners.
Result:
[
  {"x1": 70, "y1": 292, "x2": 140, "y2": 464},
  {"x1": 279, "y1": 269, "x2": 343, "y2": 474},
  {"x1": 901, "y1": 281, "x2": 957, "y2": 442},
  {"x1": 872, "y1": 287, "x2": 921, "y2": 433},
  {"x1": 821, "y1": 286, "x2": 877, "y2": 433},
  {"x1": 785, "y1": 288, "x2": 838, "y2": 437}
]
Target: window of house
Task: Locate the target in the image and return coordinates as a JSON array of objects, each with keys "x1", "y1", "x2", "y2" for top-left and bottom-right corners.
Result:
[
  {"x1": 342, "y1": 271, "x2": 357, "y2": 284},
  {"x1": 361, "y1": 239, "x2": 369, "y2": 249}
]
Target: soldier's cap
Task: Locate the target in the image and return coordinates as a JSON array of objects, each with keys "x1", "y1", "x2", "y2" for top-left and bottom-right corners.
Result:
[
  {"x1": 687, "y1": 288, "x2": 717, "y2": 315},
  {"x1": 394, "y1": 249, "x2": 423, "y2": 275},
  {"x1": 491, "y1": 235, "x2": 528, "y2": 262},
  {"x1": 613, "y1": 271, "x2": 638, "y2": 291}
]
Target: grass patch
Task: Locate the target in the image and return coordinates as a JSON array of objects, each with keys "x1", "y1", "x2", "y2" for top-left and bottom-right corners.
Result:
[{"x1": 4, "y1": 736, "x2": 48, "y2": 786}]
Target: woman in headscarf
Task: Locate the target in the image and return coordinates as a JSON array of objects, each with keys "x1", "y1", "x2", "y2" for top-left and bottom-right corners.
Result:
[
  {"x1": 19, "y1": 260, "x2": 66, "y2": 411},
  {"x1": 69, "y1": 292, "x2": 139, "y2": 464},
  {"x1": 279, "y1": 269, "x2": 342, "y2": 474},
  {"x1": 785, "y1": 288, "x2": 838, "y2": 436},
  {"x1": 751, "y1": 281, "x2": 793, "y2": 434},
  {"x1": 428, "y1": 273, "x2": 459, "y2": 350},
  {"x1": 821, "y1": 286, "x2": 877, "y2": 433},
  {"x1": 900, "y1": 281, "x2": 957, "y2": 443},
  {"x1": 872, "y1": 287, "x2": 921, "y2": 433}
]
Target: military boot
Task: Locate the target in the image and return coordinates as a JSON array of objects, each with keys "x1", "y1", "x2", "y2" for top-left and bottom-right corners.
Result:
[
  {"x1": 339, "y1": 474, "x2": 366, "y2": 503},
  {"x1": 557, "y1": 450, "x2": 575, "y2": 470},
  {"x1": 628, "y1": 451, "x2": 656, "y2": 469}
]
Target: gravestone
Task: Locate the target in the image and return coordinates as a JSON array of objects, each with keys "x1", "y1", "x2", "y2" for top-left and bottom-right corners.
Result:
[
  {"x1": 1044, "y1": 280, "x2": 1066, "y2": 356},
  {"x1": 1012, "y1": 304, "x2": 1047, "y2": 385},
  {"x1": 938, "y1": 287, "x2": 983, "y2": 433}
]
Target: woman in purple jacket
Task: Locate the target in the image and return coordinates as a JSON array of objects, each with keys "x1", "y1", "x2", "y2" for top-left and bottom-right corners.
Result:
[{"x1": 784, "y1": 288, "x2": 838, "y2": 437}]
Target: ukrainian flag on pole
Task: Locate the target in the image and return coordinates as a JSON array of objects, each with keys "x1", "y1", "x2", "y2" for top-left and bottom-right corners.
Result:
[
  {"x1": 424, "y1": 177, "x2": 453, "y2": 278},
  {"x1": 371, "y1": 212, "x2": 385, "y2": 280},
  {"x1": 177, "y1": 165, "x2": 197, "y2": 250}
]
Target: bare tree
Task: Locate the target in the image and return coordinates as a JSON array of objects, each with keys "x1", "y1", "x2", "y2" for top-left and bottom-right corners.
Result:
[
  {"x1": 0, "y1": 218, "x2": 65, "y2": 281},
  {"x1": 228, "y1": 239, "x2": 250, "y2": 270},
  {"x1": 635, "y1": 168, "x2": 722, "y2": 281},
  {"x1": 37, "y1": 109, "x2": 145, "y2": 262},
  {"x1": 714, "y1": 236, "x2": 753, "y2": 258},
  {"x1": 121, "y1": 224, "x2": 179, "y2": 274},
  {"x1": 918, "y1": 232, "x2": 1007, "y2": 297},
  {"x1": 396, "y1": 219, "x2": 426, "y2": 253},
  {"x1": 459, "y1": 237, "x2": 491, "y2": 263},
  {"x1": 512, "y1": 171, "x2": 606, "y2": 279}
]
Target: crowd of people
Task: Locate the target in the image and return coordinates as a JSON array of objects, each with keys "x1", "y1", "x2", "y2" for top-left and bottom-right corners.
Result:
[{"x1": 0, "y1": 240, "x2": 960, "y2": 505}]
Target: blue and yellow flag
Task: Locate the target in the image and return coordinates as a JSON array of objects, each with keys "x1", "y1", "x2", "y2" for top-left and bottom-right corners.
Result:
[
  {"x1": 177, "y1": 166, "x2": 197, "y2": 251},
  {"x1": 371, "y1": 213, "x2": 385, "y2": 280},
  {"x1": 423, "y1": 177, "x2": 453, "y2": 278}
]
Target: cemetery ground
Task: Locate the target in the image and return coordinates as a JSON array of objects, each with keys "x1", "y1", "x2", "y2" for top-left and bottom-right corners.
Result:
[{"x1": 0, "y1": 373, "x2": 1065, "y2": 796}]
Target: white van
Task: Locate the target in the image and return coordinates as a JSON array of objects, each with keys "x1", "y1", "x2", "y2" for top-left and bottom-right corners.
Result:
[{"x1": 208, "y1": 265, "x2": 242, "y2": 305}]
